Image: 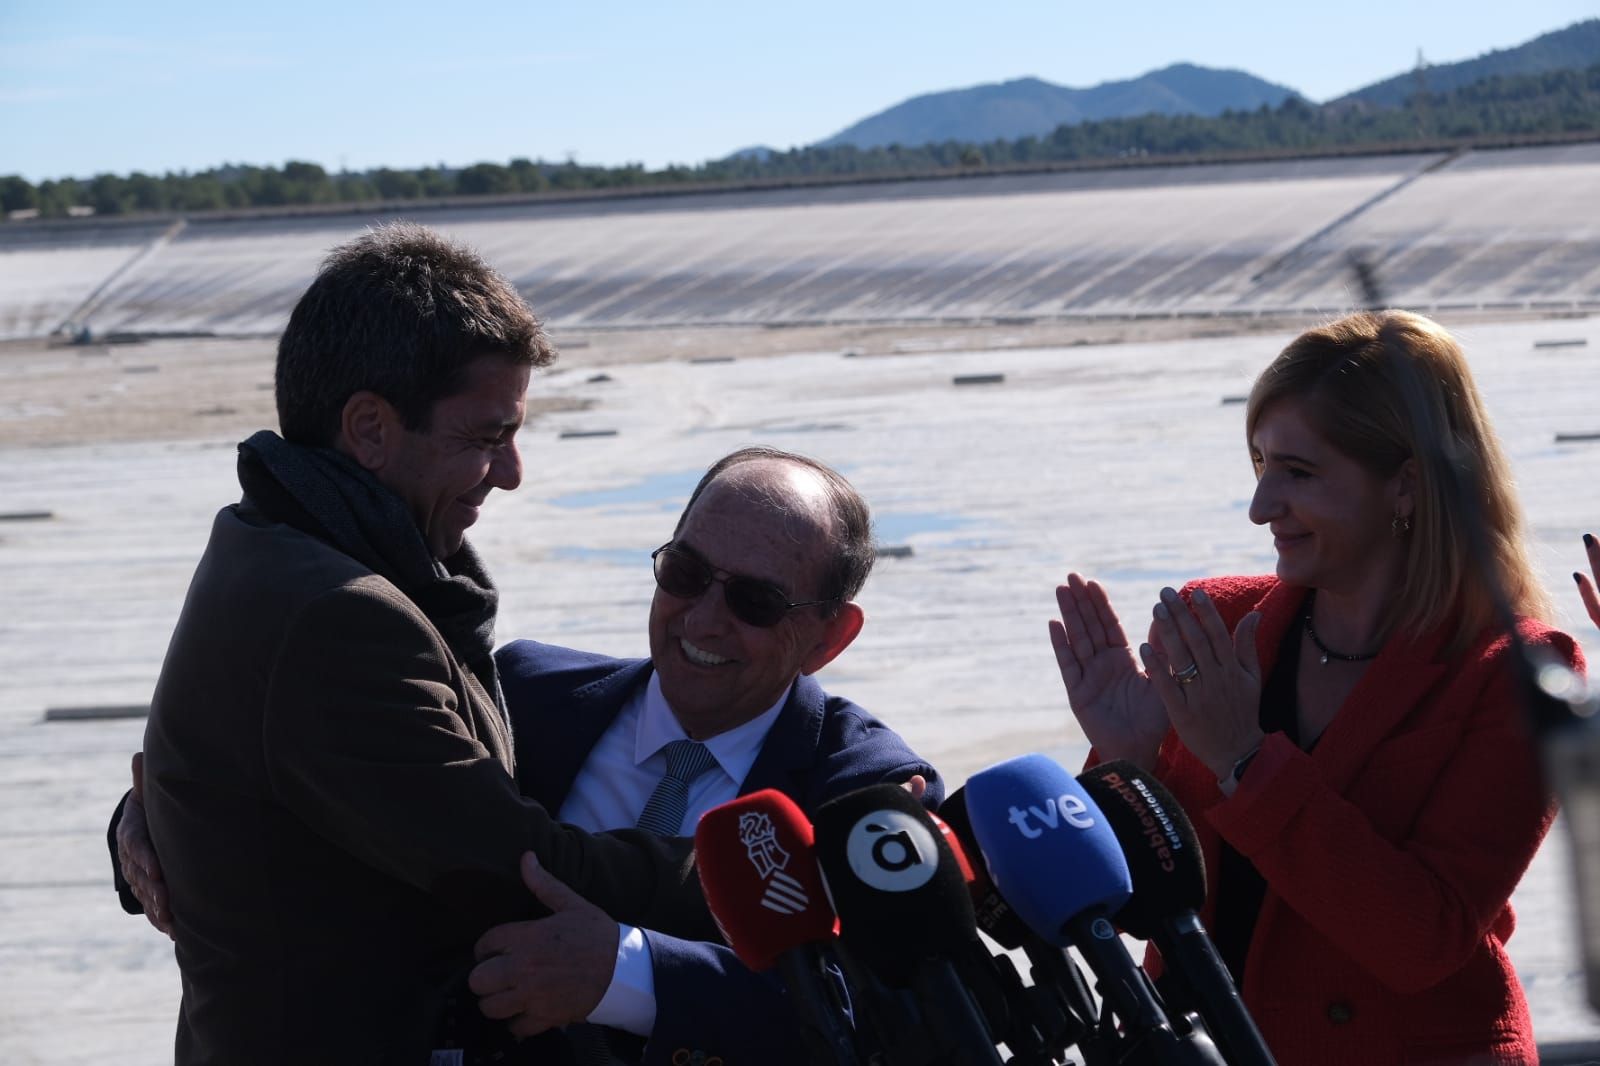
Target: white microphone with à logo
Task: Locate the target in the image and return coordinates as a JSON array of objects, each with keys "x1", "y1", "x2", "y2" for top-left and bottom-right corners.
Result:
[
  {"x1": 843, "y1": 806, "x2": 940, "y2": 891},
  {"x1": 815, "y1": 784, "x2": 1004, "y2": 1066}
]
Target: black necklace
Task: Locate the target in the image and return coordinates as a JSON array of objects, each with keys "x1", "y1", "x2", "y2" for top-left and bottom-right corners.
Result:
[{"x1": 1303, "y1": 592, "x2": 1380, "y2": 666}]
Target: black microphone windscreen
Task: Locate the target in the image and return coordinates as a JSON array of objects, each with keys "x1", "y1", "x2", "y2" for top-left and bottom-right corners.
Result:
[
  {"x1": 938, "y1": 786, "x2": 1035, "y2": 950},
  {"x1": 1077, "y1": 760, "x2": 1205, "y2": 941},
  {"x1": 813, "y1": 784, "x2": 976, "y2": 985}
]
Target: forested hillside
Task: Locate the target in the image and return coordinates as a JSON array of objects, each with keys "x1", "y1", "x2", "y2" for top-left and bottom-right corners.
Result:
[
  {"x1": 818, "y1": 65, "x2": 1296, "y2": 150},
  {"x1": 1338, "y1": 17, "x2": 1600, "y2": 107},
  {"x1": 4, "y1": 62, "x2": 1597, "y2": 221}
]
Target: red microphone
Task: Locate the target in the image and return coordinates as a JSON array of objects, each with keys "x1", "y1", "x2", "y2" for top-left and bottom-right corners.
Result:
[
  {"x1": 694, "y1": 789, "x2": 836, "y2": 970},
  {"x1": 694, "y1": 790, "x2": 861, "y2": 1065}
]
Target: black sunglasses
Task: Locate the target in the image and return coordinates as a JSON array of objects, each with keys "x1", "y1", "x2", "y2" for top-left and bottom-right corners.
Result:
[{"x1": 651, "y1": 543, "x2": 836, "y2": 628}]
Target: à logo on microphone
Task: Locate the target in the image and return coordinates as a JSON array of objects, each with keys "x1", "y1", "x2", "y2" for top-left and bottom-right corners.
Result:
[
  {"x1": 737, "y1": 811, "x2": 810, "y2": 914},
  {"x1": 1006, "y1": 792, "x2": 1096, "y2": 839},
  {"x1": 845, "y1": 809, "x2": 938, "y2": 892}
]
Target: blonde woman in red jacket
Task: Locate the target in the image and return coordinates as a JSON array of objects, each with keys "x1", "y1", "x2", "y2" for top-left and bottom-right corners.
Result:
[{"x1": 1051, "y1": 310, "x2": 1582, "y2": 1065}]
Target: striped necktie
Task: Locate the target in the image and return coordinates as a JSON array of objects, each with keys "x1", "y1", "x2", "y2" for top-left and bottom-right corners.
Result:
[
  {"x1": 634, "y1": 739, "x2": 718, "y2": 837},
  {"x1": 567, "y1": 739, "x2": 722, "y2": 1066}
]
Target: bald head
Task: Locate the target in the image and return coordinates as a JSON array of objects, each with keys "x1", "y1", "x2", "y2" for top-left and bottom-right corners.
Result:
[
  {"x1": 650, "y1": 448, "x2": 873, "y2": 737},
  {"x1": 673, "y1": 447, "x2": 875, "y2": 608},
  {"x1": 704, "y1": 459, "x2": 833, "y2": 559}
]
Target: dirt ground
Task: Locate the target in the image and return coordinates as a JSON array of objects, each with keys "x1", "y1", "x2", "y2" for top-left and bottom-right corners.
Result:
[{"x1": 0, "y1": 309, "x2": 1569, "y2": 449}]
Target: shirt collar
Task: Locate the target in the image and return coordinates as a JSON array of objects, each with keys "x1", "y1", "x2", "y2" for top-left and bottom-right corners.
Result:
[{"x1": 634, "y1": 671, "x2": 791, "y2": 786}]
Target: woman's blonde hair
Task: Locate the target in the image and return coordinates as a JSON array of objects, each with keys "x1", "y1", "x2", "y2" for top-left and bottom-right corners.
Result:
[{"x1": 1245, "y1": 310, "x2": 1549, "y2": 654}]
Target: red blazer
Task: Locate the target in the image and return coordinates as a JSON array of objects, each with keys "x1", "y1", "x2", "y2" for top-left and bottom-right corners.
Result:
[{"x1": 1145, "y1": 575, "x2": 1581, "y2": 1066}]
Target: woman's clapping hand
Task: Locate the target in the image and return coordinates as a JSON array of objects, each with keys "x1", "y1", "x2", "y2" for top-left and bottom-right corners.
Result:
[
  {"x1": 1140, "y1": 586, "x2": 1265, "y2": 784},
  {"x1": 1050, "y1": 573, "x2": 1170, "y2": 771}
]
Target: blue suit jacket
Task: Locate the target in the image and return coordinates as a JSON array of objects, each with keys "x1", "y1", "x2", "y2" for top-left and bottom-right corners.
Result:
[{"x1": 495, "y1": 639, "x2": 944, "y2": 1066}]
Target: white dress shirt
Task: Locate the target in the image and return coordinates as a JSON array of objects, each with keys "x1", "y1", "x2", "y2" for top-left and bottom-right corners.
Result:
[{"x1": 557, "y1": 670, "x2": 790, "y2": 1035}]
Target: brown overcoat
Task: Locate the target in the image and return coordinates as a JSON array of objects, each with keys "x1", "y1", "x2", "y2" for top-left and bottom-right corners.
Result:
[{"x1": 143, "y1": 502, "x2": 713, "y2": 1064}]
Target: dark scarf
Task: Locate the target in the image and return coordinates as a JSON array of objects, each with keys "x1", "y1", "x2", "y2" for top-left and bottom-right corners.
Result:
[{"x1": 236, "y1": 429, "x2": 507, "y2": 723}]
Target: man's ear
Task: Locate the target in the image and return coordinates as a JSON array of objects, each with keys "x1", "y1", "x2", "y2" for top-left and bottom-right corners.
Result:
[
  {"x1": 800, "y1": 601, "x2": 864, "y2": 676},
  {"x1": 337, "y1": 391, "x2": 399, "y2": 472}
]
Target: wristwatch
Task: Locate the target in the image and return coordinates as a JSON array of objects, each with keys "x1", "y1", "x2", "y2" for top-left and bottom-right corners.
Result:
[{"x1": 1224, "y1": 745, "x2": 1262, "y2": 790}]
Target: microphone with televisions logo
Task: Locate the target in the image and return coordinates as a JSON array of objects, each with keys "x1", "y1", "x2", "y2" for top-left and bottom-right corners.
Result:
[
  {"x1": 964, "y1": 754, "x2": 1225, "y2": 1065},
  {"x1": 695, "y1": 789, "x2": 864, "y2": 1066},
  {"x1": 814, "y1": 783, "x2": 1005, "y2": 1066},
  {"x1": 1078, "y1": 762, "x2": 1277, "y2": 1066}
]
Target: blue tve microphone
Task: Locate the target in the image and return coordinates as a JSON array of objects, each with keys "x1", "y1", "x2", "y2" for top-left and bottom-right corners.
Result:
[
  {"x1": 963, "y1": 754, "x2": 1222, "y2": 1064},
  {"x1": 962, "y1": 753, "x2": 1133, "y2": 944}
]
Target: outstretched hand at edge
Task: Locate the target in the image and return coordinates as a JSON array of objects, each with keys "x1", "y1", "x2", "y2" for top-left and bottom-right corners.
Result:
[{"x1": 1576, "y1": 533, "x2": 1600, "y2": 631}]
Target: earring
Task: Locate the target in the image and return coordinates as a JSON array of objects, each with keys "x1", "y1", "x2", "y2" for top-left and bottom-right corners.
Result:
[{"x1": 1392, "y1": 512, "x2": 1412, "y2": 537}]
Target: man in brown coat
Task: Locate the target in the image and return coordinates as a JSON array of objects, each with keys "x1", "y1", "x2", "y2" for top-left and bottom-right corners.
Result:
[{"x1": 139, "y1": 223, "x2": 712, "y2": 1064}]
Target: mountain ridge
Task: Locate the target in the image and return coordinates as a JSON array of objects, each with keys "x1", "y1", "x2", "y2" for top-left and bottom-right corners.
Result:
[
  {"x1": 812, "y1": 18, "x2": 1600, "y2": 153},
  {"x1": 1336, "y1": 17, "x2": 1600, "y2": 108},
  {"x1": 818, "y1": 64, "x2": 1297, "y2": 150}
]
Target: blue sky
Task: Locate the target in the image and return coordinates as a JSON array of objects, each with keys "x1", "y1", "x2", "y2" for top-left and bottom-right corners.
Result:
[{"x1": 3, "y1": 1, "x2": 1594, "y2": 182}]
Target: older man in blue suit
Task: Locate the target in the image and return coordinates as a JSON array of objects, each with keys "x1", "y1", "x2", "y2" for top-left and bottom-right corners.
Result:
[
  {"x1": 117, "y1": 445, "x2": 940, "y2": 1064},
  {"x1": 472, "y1": 446, "x2": 942, "y2": 1064}
]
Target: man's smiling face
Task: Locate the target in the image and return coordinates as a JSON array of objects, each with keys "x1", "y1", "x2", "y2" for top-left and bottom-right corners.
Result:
[
  {"x1": 378, "y1": 355, "x2": 529, "y2": 559},
  {"x1": 647, "y1": 461, "x2": 852, "y2": 739}
]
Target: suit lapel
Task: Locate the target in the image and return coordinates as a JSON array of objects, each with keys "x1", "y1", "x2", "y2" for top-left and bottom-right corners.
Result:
[
  {"x1": 1243, "y1": 592, "x2": 1448, "y2": 995},
  {"x1": 739, "y1": 674, "x2": 825, "y2": 799},
  {"x1": 1248, "y1": 581, "x2": 1448, "y2": 792},
  {"x1": 1307, "y1": 629, "x2": 1448, "y2": 793},
  {"x1": 1250, "y1": 581, "x2": 1307, "y2": 683},
  {"x1": 460, "y1": 668, "x2": 513, "y2": 770},
  {"x1": 526, "y1": 658, "x2": 651, "y2": 811}
]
